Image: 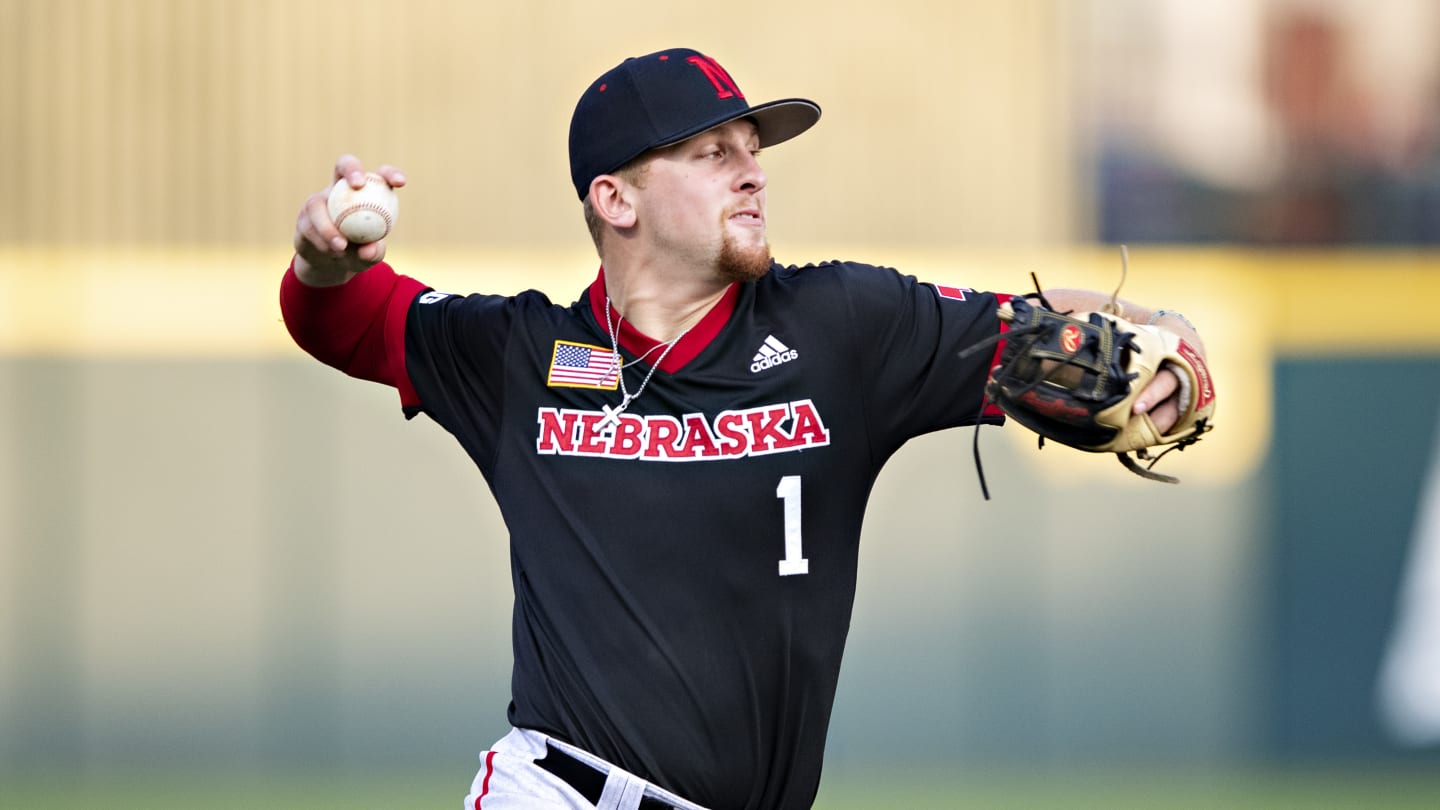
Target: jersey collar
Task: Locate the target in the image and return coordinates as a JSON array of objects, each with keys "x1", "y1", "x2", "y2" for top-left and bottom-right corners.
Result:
[{"x1": 587, "y1": 267, "x2": 739, "y2": 374}]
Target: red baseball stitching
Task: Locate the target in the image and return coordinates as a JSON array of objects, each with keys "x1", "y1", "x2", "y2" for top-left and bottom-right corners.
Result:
[{"x1": 335, "y1": 201, "x2": 394, "y2": 231}]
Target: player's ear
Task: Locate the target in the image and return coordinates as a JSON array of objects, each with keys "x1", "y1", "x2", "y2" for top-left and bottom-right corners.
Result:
[{"x1": 588, "y1": 175, "x2": 637, "y2": 230}]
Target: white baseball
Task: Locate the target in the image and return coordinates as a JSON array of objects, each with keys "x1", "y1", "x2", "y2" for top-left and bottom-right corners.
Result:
[{"x1": 327, "y1": 172, "x2": 399, "y2": 244}]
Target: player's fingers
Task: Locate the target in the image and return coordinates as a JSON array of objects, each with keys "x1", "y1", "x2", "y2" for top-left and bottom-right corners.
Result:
[
  {"x1": 295, "y1": 191, "x2": 347, "y2": 255},
  {"x1": 354, "y1": 239, "x2": 386, "y2": 264},
  {"x1": 1133, "y1": 367, "x2": 1179, "y2": 415},
  {"x1": 333, "y1": 154, "x2": 369, "y2": 189},
  {"x1": 1148, "y1": 397, "x2": 1181, "y2": 435},
  {"x1": 374, "y1": 164, "x2": 407, "y2": 188}
]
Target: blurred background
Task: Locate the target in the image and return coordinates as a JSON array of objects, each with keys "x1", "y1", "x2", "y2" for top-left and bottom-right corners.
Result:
[{"x1": 3, "y1": 0, "x2": 1440, "y2": 807}]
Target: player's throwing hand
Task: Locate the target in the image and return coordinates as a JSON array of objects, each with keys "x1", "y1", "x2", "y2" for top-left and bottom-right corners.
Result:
[{"x1": 292, "y1": 154, "x2": 406, "y2": 286}]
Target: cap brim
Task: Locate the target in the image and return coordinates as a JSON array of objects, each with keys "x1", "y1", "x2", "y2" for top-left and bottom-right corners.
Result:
[
  {"x1": 746, "y1": 98, "x2": 823, "y2": 148},
  {"x1": 655, "y1": 98, "x2": 822, "y2": 152}
]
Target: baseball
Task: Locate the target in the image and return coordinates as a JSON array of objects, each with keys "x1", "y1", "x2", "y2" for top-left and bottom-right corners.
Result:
[{"x1": 327, "y1": 172, "x2": 399, "y2": 244}]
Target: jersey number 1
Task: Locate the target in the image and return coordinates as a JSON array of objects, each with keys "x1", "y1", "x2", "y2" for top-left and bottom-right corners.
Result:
[{"x1": 776, "y1": 475, "x2": 809, "y2": 576}]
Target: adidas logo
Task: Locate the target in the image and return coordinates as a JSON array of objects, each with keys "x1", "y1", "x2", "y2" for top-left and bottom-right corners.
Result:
[{"x1": 750, "y1": 335, "x2": 799, "y2": 373}]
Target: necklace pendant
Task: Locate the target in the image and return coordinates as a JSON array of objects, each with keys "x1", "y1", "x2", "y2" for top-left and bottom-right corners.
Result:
[{"x1": 596, "y1": 396, "x2": 633, "y2": 432}]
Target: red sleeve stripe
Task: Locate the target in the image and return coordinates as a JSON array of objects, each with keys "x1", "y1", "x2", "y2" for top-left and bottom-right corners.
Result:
[
  {"x1": 386, "y1": 274, "x2": 425, "y2": 408},
  {"x1": 982, "y1": 293, "x2": 1013, "y2": 418}
]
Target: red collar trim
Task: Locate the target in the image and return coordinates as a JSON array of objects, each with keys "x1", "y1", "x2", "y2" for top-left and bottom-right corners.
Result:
[{"x1": 586, "y1": 267, "x2": 738, "y2": 373}]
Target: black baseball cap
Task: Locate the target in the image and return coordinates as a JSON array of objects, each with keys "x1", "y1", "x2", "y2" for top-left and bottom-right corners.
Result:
[{"x1": 568, "y1": 47, "x2": 821, "y2": 199}]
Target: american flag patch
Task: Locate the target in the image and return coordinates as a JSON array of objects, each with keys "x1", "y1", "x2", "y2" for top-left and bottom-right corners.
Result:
[
  {"x1": 547, "y1": 341, "x2": 620, "y2": 389},
  {"x1": 931, "y1": 283, "x2": 971, "y2": 301}
]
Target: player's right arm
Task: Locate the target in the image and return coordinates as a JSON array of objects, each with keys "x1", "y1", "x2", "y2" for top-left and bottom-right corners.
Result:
[
  {"x1": 281, "y1": 155, "x2": 424, "y2": 393},
  {"x1": 292, "y1": 154, "x2": 407, "y2": 286}
]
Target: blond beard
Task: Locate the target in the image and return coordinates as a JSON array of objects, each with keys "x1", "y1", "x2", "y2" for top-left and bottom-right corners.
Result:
[{"x1": 717, "y1": 232, "x2": 773, "y2": 284}]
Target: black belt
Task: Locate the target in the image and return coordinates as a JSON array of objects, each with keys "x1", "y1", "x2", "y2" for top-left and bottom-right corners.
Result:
[{"x1": 534, "y1": 742, "x2": 680, "y2": 809}]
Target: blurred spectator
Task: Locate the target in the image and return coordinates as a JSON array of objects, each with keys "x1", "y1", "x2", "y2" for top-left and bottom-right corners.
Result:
[
  {"x1": 1250, "y1": 10, "x2": 1385, "y2": 242},
  {"x1": 1092, "y1": 0, "x2": 1440, "y2": 245}
]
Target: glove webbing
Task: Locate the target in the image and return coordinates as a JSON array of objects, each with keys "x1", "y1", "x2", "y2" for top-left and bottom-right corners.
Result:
[
  {"x1": 957, "y1": 276, "x2": 1072, "y2": 501},
  {"x1": 962, "y1": 304, "x2": 1127, "y2": 499}
]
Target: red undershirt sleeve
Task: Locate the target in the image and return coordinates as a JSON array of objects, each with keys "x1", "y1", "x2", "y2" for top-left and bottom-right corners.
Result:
[{"x1": 279, "y1": 259, "x2": 427, "y2": 408}]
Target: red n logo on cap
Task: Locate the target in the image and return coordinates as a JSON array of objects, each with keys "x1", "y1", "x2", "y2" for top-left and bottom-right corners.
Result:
[{"x1": 687, "y1": 55, "x2": 745, "y2": 100}]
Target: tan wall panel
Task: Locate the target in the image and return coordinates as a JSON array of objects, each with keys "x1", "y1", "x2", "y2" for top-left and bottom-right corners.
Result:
[{"x1": 0, "y1": 0, "x2": 1075, "y2": 248}]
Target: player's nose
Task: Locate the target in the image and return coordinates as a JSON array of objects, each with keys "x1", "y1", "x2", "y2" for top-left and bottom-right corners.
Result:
[{"x1": 735, "y1": 150, "x2": 767, "y2": 193}]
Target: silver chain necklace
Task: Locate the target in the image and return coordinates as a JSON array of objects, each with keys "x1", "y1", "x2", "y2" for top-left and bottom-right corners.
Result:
[{"x1": 597, "y1": 297, "x2": 690, "y2": 431}]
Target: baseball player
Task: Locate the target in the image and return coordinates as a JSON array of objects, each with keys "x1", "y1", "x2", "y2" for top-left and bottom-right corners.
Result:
[{"x1": 282, "y1": 47, "x2": 1206, "y2": 810}]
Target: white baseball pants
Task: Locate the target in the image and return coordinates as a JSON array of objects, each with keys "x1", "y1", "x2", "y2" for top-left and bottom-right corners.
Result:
[{"x1": 463, "y1": 727, "x2": 709, "y2": 810}]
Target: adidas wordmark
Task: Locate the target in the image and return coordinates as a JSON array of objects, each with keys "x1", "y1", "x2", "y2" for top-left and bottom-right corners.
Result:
[{"x1": 751, "y1": 335, "x2": 798, "y2": 373}]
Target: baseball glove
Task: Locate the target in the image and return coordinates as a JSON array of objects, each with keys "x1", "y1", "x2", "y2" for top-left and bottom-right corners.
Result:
[{"x1": 962, "y1": 290, "x2": 1215, "y2": 486}]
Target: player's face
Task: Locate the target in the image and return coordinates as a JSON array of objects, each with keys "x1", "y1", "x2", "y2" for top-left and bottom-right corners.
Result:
[{"x1": 636, "y1": 119, "x2": 771, "y2": 283}]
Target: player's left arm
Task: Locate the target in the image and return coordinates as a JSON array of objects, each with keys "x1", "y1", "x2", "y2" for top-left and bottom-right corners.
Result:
[{"x1": 1040, "y1": 288, "x2": 1206, "y2": 435}]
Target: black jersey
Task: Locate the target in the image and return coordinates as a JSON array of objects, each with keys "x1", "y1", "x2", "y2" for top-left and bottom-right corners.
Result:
[{"x1": 401, "y1": 260, "x2": 1005, "y2": 810}]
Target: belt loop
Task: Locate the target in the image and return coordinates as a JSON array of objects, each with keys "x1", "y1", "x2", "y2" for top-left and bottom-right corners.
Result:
[
  {"x1": 620, "y1": 777, "x2": 649, "y2": 809},
  {"x1": 596, "y1": 769, "x2": 646, "y2": 810}
]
